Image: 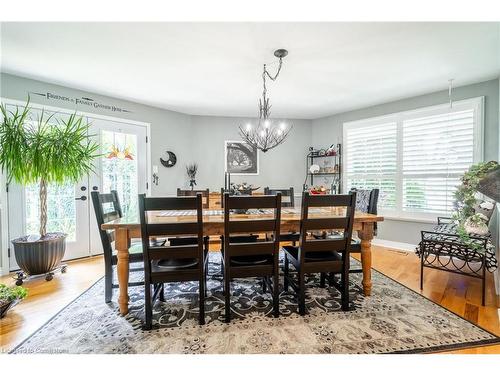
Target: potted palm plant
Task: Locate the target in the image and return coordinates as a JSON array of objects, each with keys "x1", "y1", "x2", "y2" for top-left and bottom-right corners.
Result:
[{"x1": 0, "y1": 101, "x2": 99, "y2": 283}]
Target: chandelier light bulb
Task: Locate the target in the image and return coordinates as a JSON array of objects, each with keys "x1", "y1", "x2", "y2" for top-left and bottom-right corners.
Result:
[
  {"x1": 280, "y1": 122, "x2": 286, "y2": 130},
  {"x1": 277, "y1": 129, "x2": 283, "y2": 135},
  {"x1": 245, "y1": 123, "x2": 252, "y2": 131},
  {"x1": 264, "y1": 120, "x2": 270, "y2": 128},
  {"x1": 260, "y1": 130, "x2": 266, "y2": 137}
]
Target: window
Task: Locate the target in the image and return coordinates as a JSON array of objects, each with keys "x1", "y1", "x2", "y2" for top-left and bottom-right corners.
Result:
[{"x1": 343, "y1": 97, "x2": 483, "y2": 220}]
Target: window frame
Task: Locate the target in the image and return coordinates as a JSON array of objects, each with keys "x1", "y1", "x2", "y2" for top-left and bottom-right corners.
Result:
[{"x1": 343, "y1": 97, "x2": 484, "y2": 222}]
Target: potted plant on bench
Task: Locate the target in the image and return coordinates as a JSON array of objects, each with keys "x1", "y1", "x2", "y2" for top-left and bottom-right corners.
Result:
[{"x1": 0, "y1": 101, "x2": 99, "y2": 284}]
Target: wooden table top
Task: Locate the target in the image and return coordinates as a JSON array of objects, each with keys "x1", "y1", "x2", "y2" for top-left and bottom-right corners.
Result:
[{"x1": 102, "y1": 207, "x2": 384, "y2": 230}]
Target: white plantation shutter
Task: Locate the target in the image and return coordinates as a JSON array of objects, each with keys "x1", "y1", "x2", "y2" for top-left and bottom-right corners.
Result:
[
  {"x1": 402, "y1": 110, "x2": 474, "y2": 214},
  {"x1": 343, "y1": 98, "x2": 483, "y2": 219},
  {"x1": 345, "y1": 122, "x2": 397, "y2": 210}
]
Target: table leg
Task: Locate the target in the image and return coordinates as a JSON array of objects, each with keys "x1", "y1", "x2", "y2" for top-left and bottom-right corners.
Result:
[
  {"x1": 116, "y1": 228, "x2": 131, "y2": 315},
  {"x1": 357, "y1": 222, "x2": 374, "y2": 296}
]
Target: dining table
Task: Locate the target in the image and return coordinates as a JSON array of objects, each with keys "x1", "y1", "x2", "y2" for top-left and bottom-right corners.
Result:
[{"x1": 102, "y1": 207, "x2": 384, "y2": 315}]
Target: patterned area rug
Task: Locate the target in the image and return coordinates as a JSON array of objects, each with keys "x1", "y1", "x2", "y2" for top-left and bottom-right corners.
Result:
[{"x1": 11, "y1": 253, "x2": 500, "y2": 354}]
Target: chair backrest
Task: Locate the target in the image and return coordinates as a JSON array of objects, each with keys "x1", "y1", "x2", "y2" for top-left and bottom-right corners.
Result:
[
  {"x1": 264, "y1": 187, "x2": 295, "y2": 207},
  {"x1": 223, "y1": 193, "x2": 282, "y2": 259},
  {"x1": 298, "y1": 192, "x2": 356, "y2": 259},
  {"x1": 350, "y1": 188, "x2": 379, "y2": 234},
  {"x1": 220, "y1": 187, "x2": 253, "y2": 208},
  {"x1": 350, "y1": 188, "x2": 379, "y2": 215},
  {"x1": 138, "y1": 194, "x2": 204, "y2": 277},
  {"x1": 177, "y1": 188, "x2": 210, "y2": 208},
  {"x1": 91, "y1": 190, "x2": 122, "y2": 259}
]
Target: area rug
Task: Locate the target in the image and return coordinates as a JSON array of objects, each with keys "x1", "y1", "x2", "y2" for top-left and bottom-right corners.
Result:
[{"x1": 10, "y1": 253, "x2": 500, "y2": 354}]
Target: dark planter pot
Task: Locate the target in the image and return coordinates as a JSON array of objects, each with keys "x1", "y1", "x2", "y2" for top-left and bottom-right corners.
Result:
[
  {"x1": 0, "y1": 299, "x2": 20, "y2": 319},
  {"x1": 11, "y1": 233, "x2": 67, "y2": 277}
]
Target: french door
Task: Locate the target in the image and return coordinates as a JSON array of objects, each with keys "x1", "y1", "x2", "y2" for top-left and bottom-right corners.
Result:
[
  {"x1": 88, "y1": 118, "x2": 147, "y2": 256},
  {"x1": 6, "y1": 104, "x2": 148, "y2": 271}
]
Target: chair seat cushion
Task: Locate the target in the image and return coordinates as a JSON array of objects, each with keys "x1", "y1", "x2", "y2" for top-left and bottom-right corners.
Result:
[
  {"x1": 220, "y1": 246, "x2": 272, "y2": 266},
  {"x1": 168, "y1": 236, "x2": 209, "y2": 246},
  {"x1": 152, "y1": 258, "x2": 199, "y2": 271},
  {"x1": 350, "y1": 238, "x2": 361, "y2": 252},
  {"x1": 276, "y1": 232, "x2": 300, "y2": 242},
  {"x1": 283, "y1": 245, "x2": 342, "y2": 262},
  {"x1": 230, "y1": 255, "x2": 273, "y2": 266}
]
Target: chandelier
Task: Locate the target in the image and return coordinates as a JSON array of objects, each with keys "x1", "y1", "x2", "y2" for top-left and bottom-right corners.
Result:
[{"x1": 239, "y1": 49, "x2": 292, "y2": 152}]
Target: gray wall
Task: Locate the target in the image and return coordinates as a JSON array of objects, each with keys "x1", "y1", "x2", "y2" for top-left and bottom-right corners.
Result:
[
  {"x1": 0, "y1": 73, "x2": 312, "y2": 197},
  {"x1": 0, "y1": 73, "x2": 194, "y2": 196},
  {"x1": 1, "y1": 72, "x2": 498, "y2": 259},
  {"x1": 189, "y1": 115, "x2": 311, "y2": 193},
  {"x1": 312, "y1": 79, "x2": 500, "y2": 245}
]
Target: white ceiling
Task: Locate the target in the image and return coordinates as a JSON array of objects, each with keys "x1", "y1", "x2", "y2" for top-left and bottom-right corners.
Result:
[{"x1": 1, "y1": 22, "x2": 499, "y2": 119}]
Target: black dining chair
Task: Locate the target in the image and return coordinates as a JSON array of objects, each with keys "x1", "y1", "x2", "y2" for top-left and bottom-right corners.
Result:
[
  {"x1": 138, "y1": 193, "x2": 208, "y2": 329},
  {"x1": 177, "y1": 188, "x2": 210, "y2": 209},
  {"x1": 283, "y1": 192, "x2": 356, "y2": 315},
  {"x1": 175, "y1": 188, "x2": 210, "y2": 251},
  {"x1": 91, "y1": 190, "x2": 144, "y2": 303},
  {"x1": 349, "y1": 188, "x2": 379, "y2": 273},
  {"x1": 219, "y1": 187, "x2": 259, "y2": 273},
  {"x1": 264, "y1": 187, "x2": 299, "y2": 245},
  {"x1": 222, "y1": 193, "x2": 282, "y2": 322}
]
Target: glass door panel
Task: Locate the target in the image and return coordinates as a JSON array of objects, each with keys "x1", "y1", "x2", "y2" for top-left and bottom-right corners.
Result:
[{"x1": 88, "y1": 118, "x2": 147, "y2": 256}]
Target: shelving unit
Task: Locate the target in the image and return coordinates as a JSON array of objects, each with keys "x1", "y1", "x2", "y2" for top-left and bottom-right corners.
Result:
[{"x1": 304, "y1": 144, "x2": 342, "y2": 194}]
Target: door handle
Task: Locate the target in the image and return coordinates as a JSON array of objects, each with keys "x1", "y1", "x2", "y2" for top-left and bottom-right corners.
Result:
[{"x1": 75, "y1": 196, "x2": 87, "y2": 201}]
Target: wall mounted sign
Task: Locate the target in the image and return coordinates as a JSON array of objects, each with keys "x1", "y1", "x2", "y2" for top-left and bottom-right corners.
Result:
[
  {"x1": 224, "y1": 141, "x2": 259, "y2": 175},
  {"x1": 29, "y1": 91, "x2": 132, "y2": 113},
  {"x1": 160, "y1": 151, "x2": 177, "y2": 168}
]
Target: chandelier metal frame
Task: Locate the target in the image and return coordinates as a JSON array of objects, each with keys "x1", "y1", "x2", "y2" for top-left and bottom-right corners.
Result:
[{"x1": 239, "y1": 49, "x2": 292, "y2": 153}]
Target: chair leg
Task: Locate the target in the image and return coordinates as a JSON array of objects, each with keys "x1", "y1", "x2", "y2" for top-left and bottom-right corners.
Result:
[
  {"x1": 144, "y1": 282, "x2": 152, "y2": 330},
  {"x1": 224, "y1": 276, "x2": 231, "y2": 323},
  {"x1": 273, "y1": 272, "x2": 280, "y2": 318},
  {"x1": 204, "y1": 260, "x2": 208, "y2": 297},
  {"x1": 262, "y1": 277, "x2": 267, "y2": 293},
  {"x1": 159, "y1": 283, "x2": 165, "y2": 302},
  {"x1": 419, "y1": 247, "x2": 425, "y2": 290},
  {"x1": 320, "y1": 272, "x2": 326, "y2": 288},
  {"x1": 298, "y1": 271, "x2": 306, "y2": 316},
  {"x1": 199, "y1": 276, "x2": 206, "y2": 325},
  {"x1": 104, "y1": 263, "x2": 113, "y2": 303},
  {"x1": 341, "y1": 268, "x2": 349, "y2": 311},
  {"x1": 284, "y1": 255, "x2": 289, "y2": 292},
  {"x1": 420, "y1": 257, "x2": 424, "y2": 290},
  {"x1": 482, "y1": 259, "x2": 486, "y2": 306}
]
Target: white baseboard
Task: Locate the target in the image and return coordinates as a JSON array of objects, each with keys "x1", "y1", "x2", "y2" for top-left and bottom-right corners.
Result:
[{"x1": 372, "y1": 239, "x2": 416, "y2": 252}]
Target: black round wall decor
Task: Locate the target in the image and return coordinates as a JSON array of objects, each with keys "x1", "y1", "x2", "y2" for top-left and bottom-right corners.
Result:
[{"x1": 160, "y1": 151, "x2": 177, "y2": 168}]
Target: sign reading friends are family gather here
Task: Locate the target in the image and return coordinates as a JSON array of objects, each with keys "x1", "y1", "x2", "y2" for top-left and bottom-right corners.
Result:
[{"x1": 28, "y1": 91, "x2": 132, "y2": 113}]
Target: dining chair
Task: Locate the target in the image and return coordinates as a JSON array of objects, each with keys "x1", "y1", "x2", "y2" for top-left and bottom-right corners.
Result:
[
  {"x1": 283, "y1": 191, "x2": 356, "y2": 315},
  {"x1": 264, "y1": 187, "x2": 299, "y2": 245},
  {"x1": 177, "y1": 188, "x2": 210, "y2": 209},
  {"x1": 222, "y1": 192, "x2": 282, "y2": 322},
  {"x1": 91, "y1": 190, "x2": 144, "y2": 303},
  {"x1": 175, "y1": 188, "x2": 210, "y2": 251},
  {"x1": 349, "y1": 188, "x2": 379, "y2": 274},
  {"x1": 138, "y1": 193, "x2": 207, "y2": 329},
  {"x1": 219, "y1": 187, "x2": 259, "y2": 272}
]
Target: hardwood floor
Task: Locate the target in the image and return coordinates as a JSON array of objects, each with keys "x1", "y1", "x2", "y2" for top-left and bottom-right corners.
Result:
[{"x1": 1, "y1": 245, "x2": 499, "y2": 353}]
